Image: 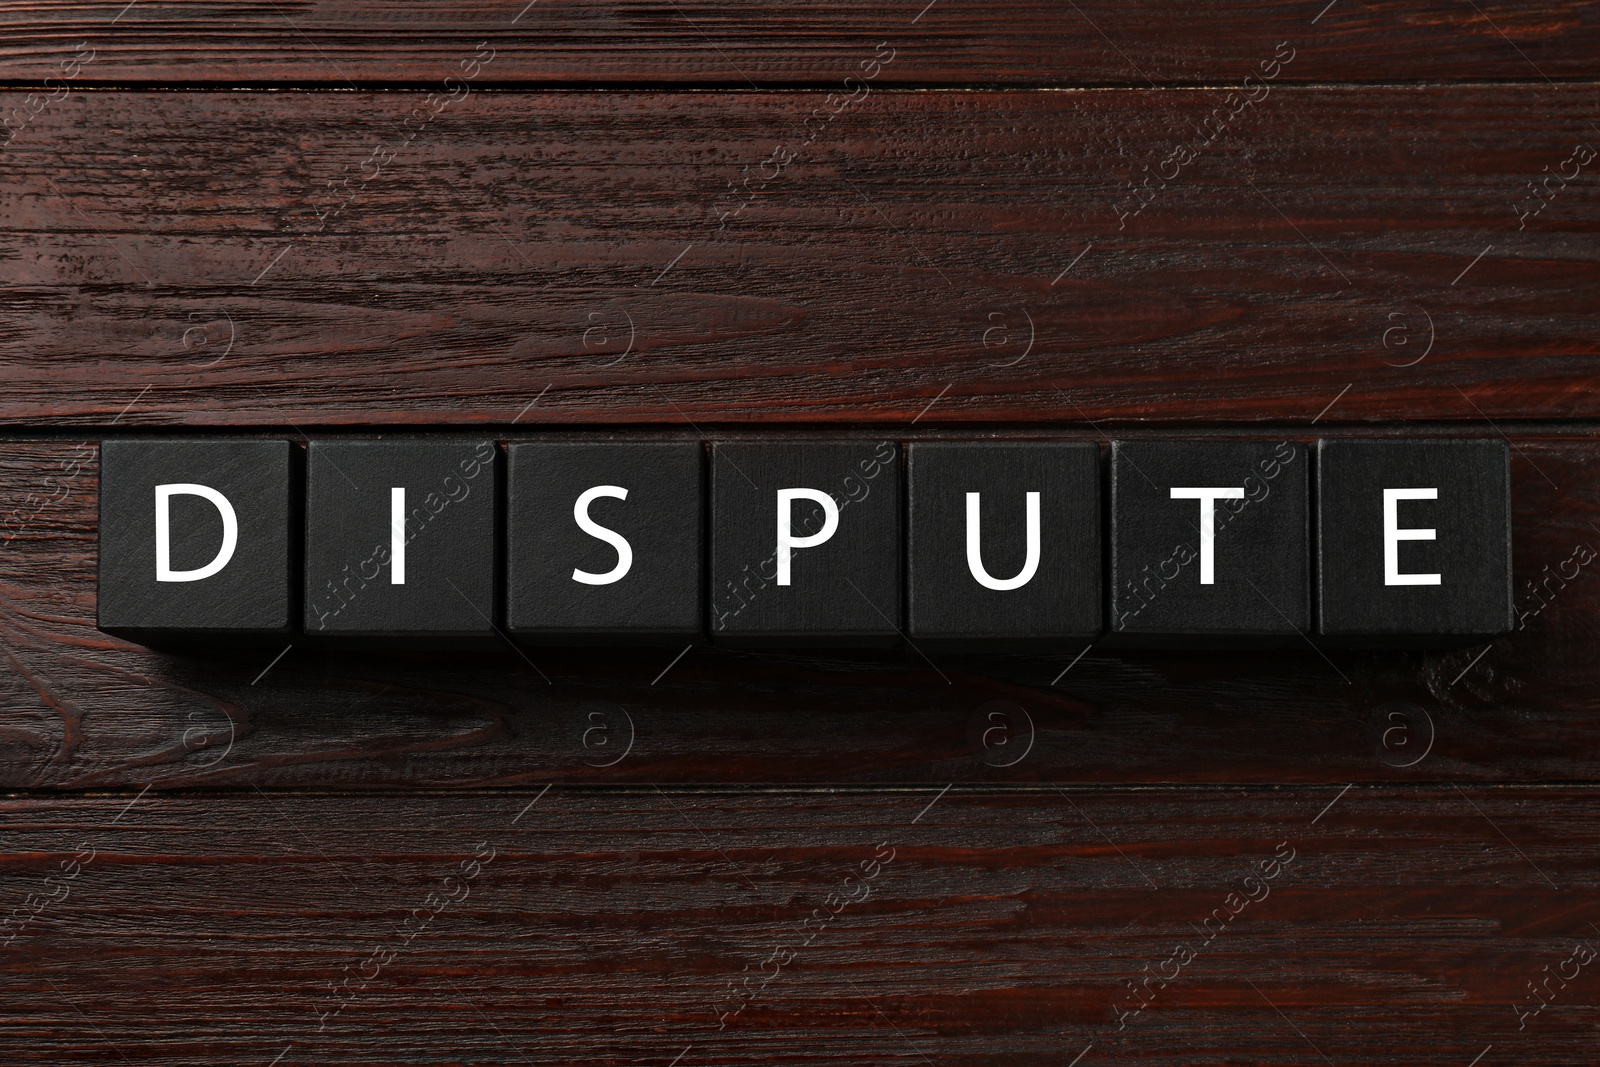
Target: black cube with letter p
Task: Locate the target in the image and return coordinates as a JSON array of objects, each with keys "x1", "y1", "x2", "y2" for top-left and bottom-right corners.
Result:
[{"x1": 709, "y1": 440, "x2": 901, "y2": 646}]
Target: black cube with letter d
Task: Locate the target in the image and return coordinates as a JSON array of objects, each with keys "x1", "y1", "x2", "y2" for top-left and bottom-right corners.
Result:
[{"x1": 98, "y1": 438, "x2": 295, "y2": 643}]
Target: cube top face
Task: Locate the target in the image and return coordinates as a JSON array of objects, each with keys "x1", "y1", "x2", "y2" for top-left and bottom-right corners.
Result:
[
  {"x1": 1317, "y1": 438, "x2": 1513, "y2": 641},
  {"x1": 709, "y1": 440, "x2": 900, "y2": 645},
  {"x1": 506, "y1": 440, "x2": 703, "y2": 641},
  {"x1": 907, "y1": 441, "x2": 1101, "y2": 645},
  {"x1": 97, "y1": 438, "x2": 293, "y2": 636},
  {"x1": 303, "y1": 440, "x2": 498, "y2": 637},
  {"x1": 1110, "y1": 440, "x2": 1309, "y2": 641}
]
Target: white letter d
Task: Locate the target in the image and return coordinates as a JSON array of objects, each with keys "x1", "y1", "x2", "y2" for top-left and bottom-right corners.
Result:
[{"x1": 155, "y1": 483, "x2": 238, "y2": 582}]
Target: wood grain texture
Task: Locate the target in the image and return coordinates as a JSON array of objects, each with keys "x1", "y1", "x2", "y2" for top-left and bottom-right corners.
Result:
[
  {"x1": 1, "y1": 787, "x2": 1597, "y2": 1064},
  {"x1": 2, "y1": 0, "x2": 1599, "y2": 84},
  {"x1": 3, "y1": 4, "x2": 1595, "y2": 1061},
  {"x1": 2, "y1": 88, "x2": 1598, "y2": 426},
  {"x1": 1, "y1": 432, "x2": 1596, "y2": 790}
]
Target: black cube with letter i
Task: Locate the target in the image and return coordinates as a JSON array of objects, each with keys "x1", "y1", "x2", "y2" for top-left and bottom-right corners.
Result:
[
  {"x1": 303, "y1": 440, "x2": 499, "y2": 642},
  {"x1": 98, "y1": 438, "x2": 296, "y2": 645},
  {"x1": 1317, "y1": 438, "x2": 1513, "y2": 647}
]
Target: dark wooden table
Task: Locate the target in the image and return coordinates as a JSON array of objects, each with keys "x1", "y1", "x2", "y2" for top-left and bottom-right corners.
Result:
[{"x1": 3, "y1": 1, "x2": 1600, "y2": 1062}]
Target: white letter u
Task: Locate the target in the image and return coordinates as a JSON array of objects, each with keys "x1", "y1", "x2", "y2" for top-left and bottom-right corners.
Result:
[{"x1": 966, "y1": 491, "x2": 1040, "y2": 591}]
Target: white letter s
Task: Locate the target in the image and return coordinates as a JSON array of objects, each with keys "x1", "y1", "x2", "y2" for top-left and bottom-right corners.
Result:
[{"x1": 572, "y1": 485, "x2": 633, "y2": 585}]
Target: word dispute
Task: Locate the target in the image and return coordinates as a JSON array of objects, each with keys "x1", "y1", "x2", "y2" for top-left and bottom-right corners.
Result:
[{"x1": 94, "y1": 436, "x2": 1514, "y2": 649}]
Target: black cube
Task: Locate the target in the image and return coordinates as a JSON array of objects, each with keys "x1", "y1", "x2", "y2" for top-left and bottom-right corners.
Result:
[
  {"x1": 907, "y1": 441, "x2": 1102, "y2": 649},
  {"x1": 1109, "y1": 440, "x2": 1310, "y2": 647},
  {"x1": 304, "y1": 440, "x2": 499, "y2": 639},
  {"x1": 1317, "y1": 438, "x2": 1513, "y2": 647},
  {"x1": 709, "y1": 440, "x2": 900, "y2": 646},
  {"x1": 98, "y1": 438, "x2": 295, "y2": 644},
  {"x1": 506, "y1": 440, "x2": 703, "y2": 643}
]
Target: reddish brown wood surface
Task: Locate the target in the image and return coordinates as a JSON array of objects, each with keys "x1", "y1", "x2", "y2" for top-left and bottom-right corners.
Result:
[
  {"x1": 2, "y1": 88, "x2": 1598, "y2": 426},
  {"x1": 1, "y1": 787, "x2": 1596, "y2": 1065},
  {"x1": 2, "y1": 0, "x2": 1598, "y2": 84},
  {"x1": 0, "y1": 431, "x2": 1593, "y2": 790},
  {"x1": 2, "y1": 3, "x2": 1597, "y2": 1060}
]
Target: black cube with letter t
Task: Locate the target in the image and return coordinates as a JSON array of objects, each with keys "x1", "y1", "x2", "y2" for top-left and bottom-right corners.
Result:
[
  {"x1": 1108, "y1": 439, "x2": 1310, "y2": 647},
  {"x1": 303, "y1": 440, "x2": 499, "y2": 640},
  {"x1": 506, "y1": 440, "x2": 703, "y2": 643},
  {"x1": 1317, "y1": 438, "x2": 1513, "y2": 647},
  {"x1": 907, "y1": 441, "x2": 1102, "y2": 649},
  {"x1": 98, "y1": 438, "x2": 295, "y2": 644},
  {"x1": 709, "y1": 440, "x2": 900, "y2": 645}
]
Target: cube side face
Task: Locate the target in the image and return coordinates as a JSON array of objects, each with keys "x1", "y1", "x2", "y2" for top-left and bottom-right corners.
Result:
[
  {"x1": 505, "y1": 441, "x2": 704, "y2": 641},
  {"x1": 97, "y1": 439, "x2": 293, "y2": 637},
  {"x1": 1316, "y1": 438, "x2": 1513, "y2": 642},
  {"x1": 906, "y1": 442, "x2": 1102, "y2": 645},
  {"x1": 303, "y1": 440, "x2": 498, "y2": 637},
  {"x1": 709, "y1": 441, "x2": 901, "y2": 645},
  {"x1": 1109, "y1": 440, "x2": 1310, "y2": 642}
]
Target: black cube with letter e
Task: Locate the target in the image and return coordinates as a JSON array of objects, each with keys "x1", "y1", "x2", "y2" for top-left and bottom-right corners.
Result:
[
  {"x1": 506, "y1": 440, "x2": 703, "y2": 643},
  {"x1": 907, "y1": 441, "x2": 1102, "y2": 649},
  {"x1": 1108, "y1": 440, "x2": 1310, "y2": 647},
  {"x1": 303, "y1": 440, "x2": 499, "y2": 640},
  {"x1": 98, "y1": 438, "x2": 295, "y2": 644},
  {"x1": 1316, "y1": 438, "x2": 1513, "y2": 646},
  {"x1": 709, "y1": 440, "x2": 900, "y2": 645}
]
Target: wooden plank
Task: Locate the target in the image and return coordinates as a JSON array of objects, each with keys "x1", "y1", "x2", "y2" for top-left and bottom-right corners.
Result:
[
  {"x1": 1, "y1": 87, "x2": 1598, "y2": 426},
  {"x1": 3, "y1": 1, "x2": 1598, "y2": 84},
  {"x1": 0, "y1": 432, "x2": 1595, "y2": 789},
  {"x1": 0, "y1": 787, "x2": 1595, "y2": 1064}
]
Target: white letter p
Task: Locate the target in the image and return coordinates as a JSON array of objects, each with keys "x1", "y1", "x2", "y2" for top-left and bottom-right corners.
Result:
[{"x1": 776, "y1": 488, "x2": 839, "y2": 586}]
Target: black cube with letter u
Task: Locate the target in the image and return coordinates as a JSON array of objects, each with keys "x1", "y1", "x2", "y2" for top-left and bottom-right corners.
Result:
[{"x1": 906, "y1": 441, "x2": 1101, "y2": 650}]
